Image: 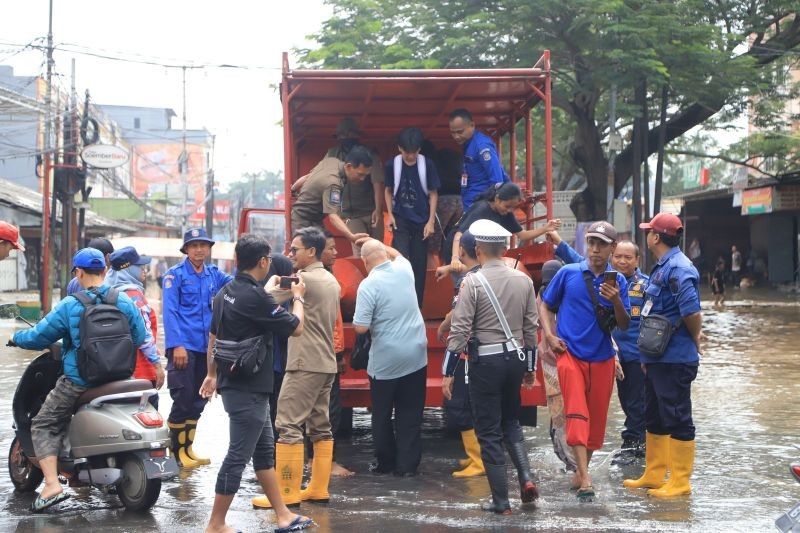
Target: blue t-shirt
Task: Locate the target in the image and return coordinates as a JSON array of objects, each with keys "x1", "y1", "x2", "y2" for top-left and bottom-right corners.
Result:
[
  {"x1": 542, "y1": 261, "x2": 630, "y2": 362},
  {"x1": 353, "y1": 256, "x2": 428, "y2": 380},
  {"x1": 384, "y1": 156, "x2": 441, "y2": 225},
  {"x1": 641, "y1": 247, "x2": 701, "y2": 365}
]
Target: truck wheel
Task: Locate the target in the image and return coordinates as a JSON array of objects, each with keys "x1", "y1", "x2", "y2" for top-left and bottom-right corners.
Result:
[
  {"x1": 8, "y1": 436, "x2": 43, "y2": 492},
  {"x1": 336, "y1": 407, "x2": 353, "y2": 438},
  {"x1": 519, "y1": 406, "x2": 538, "y2": 428},
  {"x1": 117, "y1": 455, "x2": 161, "y2": 511}
]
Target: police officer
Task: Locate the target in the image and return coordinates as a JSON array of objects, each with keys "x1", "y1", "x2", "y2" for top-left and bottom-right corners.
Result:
[
  {"x1": 448, "y1": 109, "x2": 509, "y2": 210},
  {"x1": 163, "y1": 227, "x2": 232, "y2": 468},
  {"x1": 624, "y1": 213, "x2": 702, "y2": 498},
  {"x1": 443, "y1": 219, "x2": 539, "y2": 514}
]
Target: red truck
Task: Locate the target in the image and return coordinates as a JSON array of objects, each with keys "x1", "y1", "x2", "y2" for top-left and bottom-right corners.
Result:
[{"x1": 239, "y1": 51, "x2": 556, "y2": 432}]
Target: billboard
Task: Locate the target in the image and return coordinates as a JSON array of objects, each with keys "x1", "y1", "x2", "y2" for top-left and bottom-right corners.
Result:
[{"x1": 131, "y1": 143, "x2": 206, "y2": 198}]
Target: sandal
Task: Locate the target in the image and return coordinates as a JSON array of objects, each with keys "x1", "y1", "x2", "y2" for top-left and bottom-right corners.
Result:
[
  {"x1": 274, "y1": 515, "x2": 315, "y2": 533},
  {"x1": 31, "y1": 491, "x2": 70, "y2": 513},
  {"x1": 576, "y1": 486, "x2": 595, "y2": 502}
]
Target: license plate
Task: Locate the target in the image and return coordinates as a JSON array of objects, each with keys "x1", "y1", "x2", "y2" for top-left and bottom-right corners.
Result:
[{"x1": 142, "y1": 456, "x2": 179, "y2": 479}]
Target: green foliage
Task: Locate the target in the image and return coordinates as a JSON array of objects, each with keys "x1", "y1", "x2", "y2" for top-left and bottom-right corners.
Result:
[{"x1": 226, "y1": 170, "x2": 285, "y2": 209}]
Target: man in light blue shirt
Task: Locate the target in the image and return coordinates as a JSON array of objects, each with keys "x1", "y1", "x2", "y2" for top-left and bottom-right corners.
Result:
[{"x1": 353, "y1": 238, "x2": 427, "y2": 476}]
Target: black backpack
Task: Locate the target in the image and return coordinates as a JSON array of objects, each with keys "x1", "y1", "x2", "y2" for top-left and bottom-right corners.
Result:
[{"x1": 73, "y1": 288, "x2": 136, "y2": 385}]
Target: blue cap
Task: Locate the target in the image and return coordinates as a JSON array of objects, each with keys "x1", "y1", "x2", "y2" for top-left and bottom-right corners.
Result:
[
  {"x1": 72, "y1": 248, "x2": 106, "y2": 270},
  {"x1": 110, "y1": 246, "x2": 151, "y2": 271},
  {"x1": 460, "y1": 230, "x2": 477, "y2": 256},
  {"x1": 181, "y1": 227, "x2": 215, "y2": 254}
]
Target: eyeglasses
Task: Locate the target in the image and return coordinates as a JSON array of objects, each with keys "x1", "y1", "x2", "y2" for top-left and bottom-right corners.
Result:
[{"x1": 289, "y1": 247, "x2": 307, "y2": 254}]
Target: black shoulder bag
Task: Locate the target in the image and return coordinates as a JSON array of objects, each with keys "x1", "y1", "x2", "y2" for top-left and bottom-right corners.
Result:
[
  {"x1": 582, "y1": 271, "x2": 617, "y2": 333},
  {"x1": 349, "y1": 331, "x2": 371, "y2": 371},
  {"x1": 637, "y1": 279, "x2": 681, "y2": 358},
  {"x1": 212, "y1": 288, "x2": 267, "y2": 376}
]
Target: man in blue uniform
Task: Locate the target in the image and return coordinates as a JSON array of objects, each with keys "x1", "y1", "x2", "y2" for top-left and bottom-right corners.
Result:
[
  {"x1": 448, "y1": 108, "x2": 509, "y2": 210},
  {"x1": 163, "y1": 228, "x2": 232, "y2": 468},
  {"x1": 624, "y1": 212, "x2": 702, "y2": 498}
]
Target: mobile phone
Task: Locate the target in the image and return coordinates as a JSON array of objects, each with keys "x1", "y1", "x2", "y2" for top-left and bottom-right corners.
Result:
[
  {"x1": 279, "y1": 276, "x2": 300, "y2": 289},
  {"x1": 603, "y1": 270, "x2": 617, "y2": 287}
]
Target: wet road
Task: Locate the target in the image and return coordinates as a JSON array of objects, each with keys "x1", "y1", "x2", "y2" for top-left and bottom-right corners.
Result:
[{"x1": 1, "y1": 289, "x2": 799, "y2": 532}]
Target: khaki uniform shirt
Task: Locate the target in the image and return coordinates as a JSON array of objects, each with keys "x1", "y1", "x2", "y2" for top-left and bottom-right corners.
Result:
[
  {"x1": 447, "y1": 259, "x2": 539, "y2": 353},
  {"x1": 291, "y1": 157, "x2": 344, "y2": 230},
  {"x1": 326, "y1": 147, "x2": 384, "y2": 218},
  {"x1": 286, "y1": 262, "x2": 339, "y2": 374}
]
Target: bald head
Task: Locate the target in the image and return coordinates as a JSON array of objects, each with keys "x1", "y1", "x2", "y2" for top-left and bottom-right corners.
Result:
[{"x1": 360, "y1": 239, "x2": 388, "y2": 272}]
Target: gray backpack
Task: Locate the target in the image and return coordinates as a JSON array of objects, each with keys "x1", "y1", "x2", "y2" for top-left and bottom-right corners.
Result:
[{"x1": 74, "y1": 288, "x2": 136, "y2": 385}]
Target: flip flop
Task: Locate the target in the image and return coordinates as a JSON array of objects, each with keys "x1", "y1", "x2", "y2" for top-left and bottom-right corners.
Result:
[
  {"x1": 30, "y1": 491, "x2": 70, "y2": 513},
  {"x1": 274, "y1": 515, "x2": 314, "y2": 533},
  {"x1": 576, "y1": 486, "x2": 595, "y2": 502}
]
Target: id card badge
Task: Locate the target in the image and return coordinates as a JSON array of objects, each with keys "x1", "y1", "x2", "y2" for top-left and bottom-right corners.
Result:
[
  {"x1": 461, "y1": 172, "x2": 468, "y2": 188},
  {"x1": 641, "y1": 299, "x2": 653, "y2": 317}
]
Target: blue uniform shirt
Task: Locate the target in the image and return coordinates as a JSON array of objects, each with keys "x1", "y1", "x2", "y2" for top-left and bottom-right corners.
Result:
[
  {"x1": 613, "y1": 269, "x2": 649, "y2": 363},
  {"x1": 461, "y1": 131, "x2": 509, "y2": 210},
  {"x1": 542, "y1": 261, "x2": 630, "y2": 362},
  {"x1": 641, "y1": 247, "x2": 701, "y2": 365},
  {"x1": 162, "y1": 258, "x2": 232, "y2": 353}
]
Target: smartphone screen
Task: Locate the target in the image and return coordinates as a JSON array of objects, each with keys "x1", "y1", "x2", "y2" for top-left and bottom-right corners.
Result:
[
  {"x1": 279, "y1": 276, "x2": 298, "y2": 289},
  {"x1": 604, "y1": 270, "x2": 617, "y2": 287}
]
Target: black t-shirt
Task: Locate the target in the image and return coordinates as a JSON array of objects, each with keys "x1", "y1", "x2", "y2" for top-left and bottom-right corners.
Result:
[
  {"x1": 435, "y1": 148, "x2": 463, "y2": 196},
  {"x1": 210, "y1": 273, "x2": 299, "y2": 393},
  {"x1": 268, "y1": 252, "x2": 293, "y2": 374},
  {"x1": 456, "y1": 199, "x2": 523, "y2": 234},
  {"x1": 384, "y1": 157, "x2": 442, "y2": 225}
]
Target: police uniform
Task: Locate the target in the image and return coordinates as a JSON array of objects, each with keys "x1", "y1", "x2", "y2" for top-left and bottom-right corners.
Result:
[
  {"x1": 327, "y1": 145, "x2": 385, "y2": 243},
  {"x1": 444, "y1": 219, "x2": 539, "y2": 513},
  {"x1": 460, "y1": 131, "x2": 509, "y2": 210},
  {"x1": 291, "y1": 157, "x2": 345, "y2": 231},
  {"x1": 613, "y1": 268, "x2": 649, "y2": 454},
  {"x1": 163, "y1": 228, "x2": 232, "y2": 467},
  {"x1": 624, "y1": 213, "x2": 701, "y2": 498}
]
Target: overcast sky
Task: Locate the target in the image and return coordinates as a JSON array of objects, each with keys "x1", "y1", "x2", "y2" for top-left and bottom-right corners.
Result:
[{"x1": 0, "y1": 0, "x2": 331, "y2": 188}]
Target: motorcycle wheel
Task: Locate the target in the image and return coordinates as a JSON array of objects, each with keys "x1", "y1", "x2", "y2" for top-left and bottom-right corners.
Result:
[
  {"x1": 8, "y1": 436, "x2": 44, "y2": 492},
  {"x1": 117, "y1": 454, "x2": 161, "y2": 511}
]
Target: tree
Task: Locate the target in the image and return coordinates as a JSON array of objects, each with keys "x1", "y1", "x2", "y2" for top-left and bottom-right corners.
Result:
[{"x1": 301, "y1": 0, "x2": 800, "y2": 220}]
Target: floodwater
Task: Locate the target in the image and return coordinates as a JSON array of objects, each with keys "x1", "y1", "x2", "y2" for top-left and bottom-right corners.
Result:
[{"x1": 1, "y1": 289, "x2": 799, "y2": 532}]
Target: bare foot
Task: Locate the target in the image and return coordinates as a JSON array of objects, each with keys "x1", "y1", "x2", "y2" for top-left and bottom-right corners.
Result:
[
  {"x1": 331, "y1": 461, "x2": 354, "y2": 478},
  {"x1": 204, "y1": 524, "x2": 238, "y2": 533},
  {"x1": 570, "y1": 472, "x2": 581, "y2": 490},
  {"x1": 276, "y1": 513, "x2": 312, "y2": 530},
  {"x1": 40, "y1": 480, "x2": 63, "y2": 499}
]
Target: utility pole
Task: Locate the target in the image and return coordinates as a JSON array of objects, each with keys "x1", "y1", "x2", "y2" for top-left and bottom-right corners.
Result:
[
  {"x1": 180, "y1": 66, "x2": 189, "y2": 235},
  {"x1": 654, "y1": 85, "x2": 669, "y2": 216},
  {"x1": 40, "y1": 0, "x2": 54, "y2": 313},
  {"x1": 606, "y1": 84, "x2": 618, "y2": 224}
]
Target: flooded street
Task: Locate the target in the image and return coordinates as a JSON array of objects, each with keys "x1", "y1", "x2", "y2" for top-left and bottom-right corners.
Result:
[{"x1": 1, "y1": 289, "x2": 799, "y2": 532}]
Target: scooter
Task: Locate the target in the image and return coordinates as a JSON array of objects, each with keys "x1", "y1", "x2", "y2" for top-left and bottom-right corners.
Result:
[
  {"x1": 8, "y1": 337, "x2": 178, "y2": 511},
  {"x1": 775, "y1": 462, "x2": 800, "y2": 532}
]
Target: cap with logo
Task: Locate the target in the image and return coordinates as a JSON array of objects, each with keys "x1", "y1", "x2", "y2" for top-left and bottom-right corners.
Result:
[
  {"x1": 585, "y1": 221, "x2": 618, "y2": 244},
  {"x1": 0, "y1": 221, "x2": 24, "y2": 251},
  {"x1": 110, "y1": 246, "x2": 152, "y2": 271},
  {"x1": 72, "y1": 248, "x2": 106, "y2": 270},
  {"x1": 181, "y1": 227, "x2": 215, "y2": 254},
  {"x1": 468, "y1": 219, "x2": 512, "y2": 243},
  {"x1": 639, "y1": 212, "x2": 683, "y2": 237}
]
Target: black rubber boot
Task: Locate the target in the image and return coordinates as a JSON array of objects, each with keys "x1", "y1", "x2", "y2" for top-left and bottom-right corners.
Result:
[
  {"x1": 505, "y1": 440, "x2": 539, "y2": 503},
  {"x1": 480, "y1": 463, "x2": 511, "y2": 515},
  {"x1": 612, "y1": 437, "x2": 639, "y2": 466}
]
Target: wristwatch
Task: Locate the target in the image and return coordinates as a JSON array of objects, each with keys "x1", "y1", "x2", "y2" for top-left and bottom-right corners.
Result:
[{"x1": 292, "y1": 296, "x2": 305, "y2": 305}]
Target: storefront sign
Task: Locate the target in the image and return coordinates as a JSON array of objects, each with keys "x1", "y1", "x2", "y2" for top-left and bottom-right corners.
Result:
[
  {"x1": 80, "y1": 144, "x2": 129, "y2": 169},
  {"x1": 774, "y1": 184, "x2": 800, "y2": 212},
  {"x1": 741, "y1": 186, "x2": 773, "y2": 215}
]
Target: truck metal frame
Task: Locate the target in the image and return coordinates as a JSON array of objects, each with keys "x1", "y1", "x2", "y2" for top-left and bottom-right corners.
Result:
[{"x1": 239, "y1": 51, "x2": 556, "y2": 426}]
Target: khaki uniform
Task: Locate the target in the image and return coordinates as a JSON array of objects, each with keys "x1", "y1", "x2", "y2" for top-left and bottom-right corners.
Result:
[
  {"x1": 291, "y1": 157, "x2": 345, "y2": 232},
  {"x1": 276, "y1": 262, "x2": 340, "y2": 444},
  {"x1": 327, "y1": 147, "x2": 385, "y2": 242},
  {"x1": 447, "y1": 259, "x2": 539, "y2": 352}
]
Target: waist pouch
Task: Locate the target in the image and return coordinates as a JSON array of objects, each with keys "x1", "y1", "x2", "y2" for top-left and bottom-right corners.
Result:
[
  {"x1": 213, "y1": 335, "x2": 266, "y2": 376},
  {"x1": 637, "y1": 314, "x2": 677, "y2": 357}
]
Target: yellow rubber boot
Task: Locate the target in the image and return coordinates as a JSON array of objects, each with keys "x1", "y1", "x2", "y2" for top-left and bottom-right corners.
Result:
[
  {"x1": 648, "y1": 439, "x2": 694, "y2": 498},
  {"x1": 168, "y1": 422, "x2": 200, "y2": 469},
  {"x1": 252, "y1": 442, "x2": 304, "y2": 509},
  {"x1": 184, "y1": 419, "x2": 210, "y2": 465},
  {"x1": 300, "y1": 439, "x2": 334, "y2": 502},
  {"x1": 453, "y1": 430, "x2": 485, "y2": 478},
  {"x1": 623, "y1": 432, "x2": 669, "y2": 489}
]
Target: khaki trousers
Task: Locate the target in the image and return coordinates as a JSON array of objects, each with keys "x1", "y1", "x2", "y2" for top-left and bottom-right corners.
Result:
[{"x1": 275, "y1": 370, "x2": 335, "y2": 444}]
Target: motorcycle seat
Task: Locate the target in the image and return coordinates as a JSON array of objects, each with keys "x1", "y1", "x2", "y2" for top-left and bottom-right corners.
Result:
[{"x1": 76, "y1": 379, "x2": 154, "y2": 408}]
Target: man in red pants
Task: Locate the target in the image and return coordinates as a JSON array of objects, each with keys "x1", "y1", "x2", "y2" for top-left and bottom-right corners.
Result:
[{"x1": 540, "y1": 221, "x2": 630, "y2": 501}]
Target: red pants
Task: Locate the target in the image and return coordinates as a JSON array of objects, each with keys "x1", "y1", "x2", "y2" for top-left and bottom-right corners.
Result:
[{"x1": 557, "y1": 350, "x2": 615, "y2": 451}]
